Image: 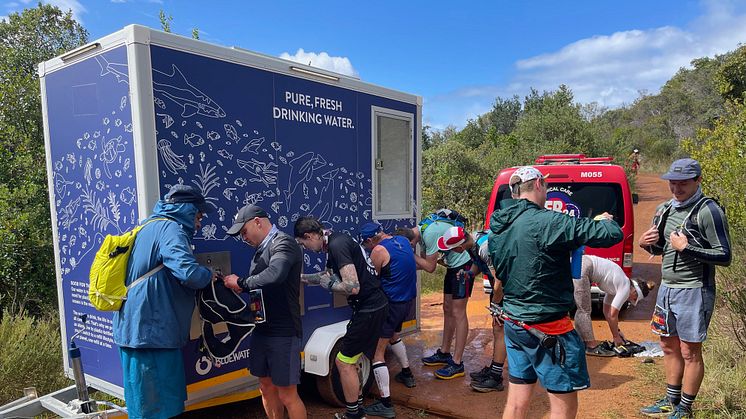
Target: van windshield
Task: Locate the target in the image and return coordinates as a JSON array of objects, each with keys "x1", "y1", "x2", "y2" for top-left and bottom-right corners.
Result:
[{"x1": 494, "y1": 183, "x2": 625, "y2": 227}]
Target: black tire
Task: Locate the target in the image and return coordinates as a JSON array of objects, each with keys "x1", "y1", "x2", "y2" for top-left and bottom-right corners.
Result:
[{"x1": 316, "y1": 341, "x2": 374, "y2": 407}]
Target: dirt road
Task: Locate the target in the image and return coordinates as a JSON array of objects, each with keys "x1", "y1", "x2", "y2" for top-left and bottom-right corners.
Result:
[{"x1": 180, "y1": 173, "x2": 670, "y2": 418}]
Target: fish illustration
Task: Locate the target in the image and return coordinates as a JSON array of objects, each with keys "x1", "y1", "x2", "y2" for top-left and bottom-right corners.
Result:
[
  {"x1": 152, "y1": 64, "x2": 226, "y2": 119},
  {"x1": 184, "y1": 133, "x2": 204, "y2": 148},
  {"x1": 120, "y1": 187, "x2": 136, "y2": 205},
  {"x1": 224, "y1": 124, "x2": 238, "y2": 141},
  {"x1": 95, "y1": 55, "x2": 129, "y2": 84},
  {"x1": 158, "y1": 113, "x2": 174, "y2": 129}
]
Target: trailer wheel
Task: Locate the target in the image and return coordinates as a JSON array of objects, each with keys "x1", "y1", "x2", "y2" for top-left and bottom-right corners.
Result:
[{"x1": 316, "y1": 341, "x2": 373, "y2": 407}]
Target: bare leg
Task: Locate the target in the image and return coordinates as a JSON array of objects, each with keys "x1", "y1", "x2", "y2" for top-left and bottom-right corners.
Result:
[
  {"x1": 572, "y1": 279, "x2": 595, "y2": 347},
  {"x1": 503, "y1": 382, "x2": 535, "y2": 419},
  {"x1": 679, "y1": 341, "x2": 704, "y2": 395},
  {"x1": 451, "y1": 296, "x2": 469, "y2": 364},
  {"x1": 441, "y1": 294, "x2": 455, "y2": 354},
  {"x1": 336, "y1": 357, "x2": 361, "y2": 408},
  {"x1": 276, "y1": 384, "x2": 307, "y2": 419},
  {"x1": 547, "y1": 391, "x2": 579, "y2": 419},
  {"x1": 660, "y1": 336, "x2": 684, "y2": 386},
  {"x1": 258, "y1": 377, "x2": 283, "y2": 419},
  {"x1": 492, "y1": 319, "x2": 506, "y2": 363}
]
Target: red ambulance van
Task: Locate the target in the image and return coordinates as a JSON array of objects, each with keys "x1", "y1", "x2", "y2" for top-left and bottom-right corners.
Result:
[{"x1": 485, "y1": 154, "x2": 635, "y2": 278}]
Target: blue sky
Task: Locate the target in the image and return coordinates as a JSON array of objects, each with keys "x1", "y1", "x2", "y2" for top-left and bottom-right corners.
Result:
[{"x1": 5, "y1": 0, "x2": 746, "y2": 129}]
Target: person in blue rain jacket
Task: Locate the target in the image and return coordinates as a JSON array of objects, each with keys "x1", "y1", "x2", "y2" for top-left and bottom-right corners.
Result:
[{"x1": 113, "y1": 184, "x2": 214, "y2": 419}]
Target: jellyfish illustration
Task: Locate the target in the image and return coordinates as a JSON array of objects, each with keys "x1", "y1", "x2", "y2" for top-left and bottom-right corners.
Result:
[{"x1": 158, "y1": 139, "x2": 187, "y2": 174}]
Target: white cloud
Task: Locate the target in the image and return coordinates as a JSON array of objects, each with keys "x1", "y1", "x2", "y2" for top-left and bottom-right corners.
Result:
[
  {"x1": 426, "y1": 1, "x2": 746, "y2": 129},
  {"x1": 45, "y1": 0, "x2": 86, "y2": 22},
  {"x1": 279, "y1": 48, "x2": 359, "y2": 78},
  {"x1": 5, "y1": 0, "x2": 86, "y2": 22}
]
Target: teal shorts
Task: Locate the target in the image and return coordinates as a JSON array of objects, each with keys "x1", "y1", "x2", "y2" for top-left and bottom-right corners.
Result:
[{"x1": 504, "y1": 322, "x2": 590, "y2": 393}]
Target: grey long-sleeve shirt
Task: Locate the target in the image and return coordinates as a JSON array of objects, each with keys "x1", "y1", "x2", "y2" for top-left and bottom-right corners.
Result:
[{"x1": 648, "y1": 198, "x2": 731, "y2": 288}]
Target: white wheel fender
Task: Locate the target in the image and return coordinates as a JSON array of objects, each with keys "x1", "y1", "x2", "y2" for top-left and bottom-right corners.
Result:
[{"x1": 303, "y1": 320, "x2": 348, "y2": 377}]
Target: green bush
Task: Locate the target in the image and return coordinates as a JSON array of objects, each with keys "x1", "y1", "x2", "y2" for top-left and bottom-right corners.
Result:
[
  {"x1": 0, "y1": 311, "x2": 70, "y2": 404},
  {"x1": 420, "y1": 266, "x2": 447, "y2": 296}
]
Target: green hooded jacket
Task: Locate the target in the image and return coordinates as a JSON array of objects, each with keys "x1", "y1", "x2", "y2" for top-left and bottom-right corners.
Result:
[{"x1": 488, "y1": 199, "x2": 623, "y2": 323}]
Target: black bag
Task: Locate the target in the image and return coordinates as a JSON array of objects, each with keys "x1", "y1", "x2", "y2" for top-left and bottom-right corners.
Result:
[{"x1": 197, "y1": 280, "x2": 256, "y2": 361}]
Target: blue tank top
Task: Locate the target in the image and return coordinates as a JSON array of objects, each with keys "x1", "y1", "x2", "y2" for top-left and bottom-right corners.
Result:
[{"x1": 378, "y1": 236, "x2": 417, "y2": 302}]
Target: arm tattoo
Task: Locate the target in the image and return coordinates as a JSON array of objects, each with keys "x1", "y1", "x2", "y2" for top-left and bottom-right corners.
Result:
[
  {"x1": 302, "y1": 271, "x2": 328, "y2": 285},
  {"x1": 332, "y1": 264, "x2": 360, "y2": 296}
]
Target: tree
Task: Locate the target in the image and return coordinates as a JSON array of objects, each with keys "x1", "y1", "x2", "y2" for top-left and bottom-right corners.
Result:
[
  {"x1": 511, "y1": 85, "x2": 598, "y2": 159},
  {"x1": 0, "y1": 5, "x2": 87, "y2": 315},
  {"x1": 159, "y1": 9, "x2": 172, "y2": 33},
  {"x1": 716, "y1": 45, "x2": 746, "y2": 105}
]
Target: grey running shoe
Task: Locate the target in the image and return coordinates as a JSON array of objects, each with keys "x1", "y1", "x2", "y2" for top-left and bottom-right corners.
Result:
[
  {"x1": 586, "y1": 343, "x2": 616, "y2": 357},
  {"x1": 470, "y1": 374, "x2": 504, "y2": 392},
  {"x1": 469, "y1": 366, "x2": 491, "y2": 380},
  {"x1": 364, "y1": 401, "x2": 395, "y2": 418},
  {"x1": 394, "y1": 370, "x2": 416, "y2": 388}
]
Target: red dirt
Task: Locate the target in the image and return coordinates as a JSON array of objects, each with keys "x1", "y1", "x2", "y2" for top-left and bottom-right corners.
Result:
[{"x1": 180, "y1": 173, "x2": 670, "y2": 419}]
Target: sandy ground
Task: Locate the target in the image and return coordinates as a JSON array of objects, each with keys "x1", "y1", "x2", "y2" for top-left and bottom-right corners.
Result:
[{"x1": 179, "y1": 173, "x2": 670, "y2": 419}]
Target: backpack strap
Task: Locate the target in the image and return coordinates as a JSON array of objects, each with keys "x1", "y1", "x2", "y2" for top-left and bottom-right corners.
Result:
[{"x1": 123, "y1": 217, "x2": 172, "y2": 294}]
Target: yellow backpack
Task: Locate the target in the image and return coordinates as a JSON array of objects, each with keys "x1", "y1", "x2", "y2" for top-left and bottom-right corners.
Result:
[{"x1": 88, "y1": 218, "x2": 168, "y2": 311}]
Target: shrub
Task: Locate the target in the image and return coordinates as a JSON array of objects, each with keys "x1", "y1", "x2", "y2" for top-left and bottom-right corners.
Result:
[
  {"x1": 420, "y1": 266, "x2": 447, "y2": 296},
  {"x1": 0, "y1": 311, "x2": 70, "y2": 404}
]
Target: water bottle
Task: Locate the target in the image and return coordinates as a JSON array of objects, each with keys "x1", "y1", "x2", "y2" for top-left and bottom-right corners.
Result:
[{"x1": 571, "y1": 246, "x2": 585, "y2": 280}]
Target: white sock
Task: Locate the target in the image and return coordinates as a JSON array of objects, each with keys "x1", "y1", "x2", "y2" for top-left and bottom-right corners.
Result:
[
  {"x1": 372, "y1": 362, "x2": 390, "y2": 398},
  {"x1": 390, "y1": 339, "x2": 409, "y2": 369}
]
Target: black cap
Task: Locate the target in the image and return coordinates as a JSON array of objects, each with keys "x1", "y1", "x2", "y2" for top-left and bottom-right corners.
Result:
[
  {"x1": 226, "y1": 204, "x2": 269, "y2": 236},
  {"x1": 164, "y1": 185, "x2": 211, "y2": 214}
]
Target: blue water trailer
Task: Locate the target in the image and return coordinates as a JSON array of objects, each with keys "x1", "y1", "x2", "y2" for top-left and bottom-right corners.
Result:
[{"x1": 38, "y1": 25, "x2": 421, "y2": 411}]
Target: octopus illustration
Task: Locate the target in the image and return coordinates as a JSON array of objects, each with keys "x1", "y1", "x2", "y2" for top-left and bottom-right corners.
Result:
[{"x1": 236, "y1": 158, "x2": 278, "y2": 187}]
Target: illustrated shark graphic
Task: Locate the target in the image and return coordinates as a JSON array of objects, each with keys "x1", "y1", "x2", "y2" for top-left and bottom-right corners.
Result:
[
  {"x1": 152, "y1": 64, "x2": 226, "y2": 119},
  {"x1": 95, "y1": 55, "x2": 129, "y2": 84},
  {"x1": 284, "y1": 152, "x2": 328, "y2": 210}
]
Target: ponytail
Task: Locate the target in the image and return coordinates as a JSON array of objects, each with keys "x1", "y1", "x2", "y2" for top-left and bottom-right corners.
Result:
[{"x1": 633, "y1": 278, "x2": 656, "y2": 298}]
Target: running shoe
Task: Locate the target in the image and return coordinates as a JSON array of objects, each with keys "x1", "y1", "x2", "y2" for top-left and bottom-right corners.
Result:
[
  {"x1": 363, "y1": 401, "x2": 395, "y2": 418},
  {"x1": 470, "y1": 373, "x2": 504, "y2": 392},
  {"x1": 422, "y1": 349, "x2": 452, "y2": 366},
  {"x1": 334, "y1": 413, "x2": 366, "y2": 419},
  {"x1": 394, "y1": 370, "x2": 416, "y2": 388},
  {"x1": 469, "y1": 366, "x2": 491, "y2": 380},
  {"x1": 434, "y1": 359, "x2": 464, "y2": 379},
  {"x1": 640, "y1": 397, "x2": 676, "y2": 417},
  {"x1": 667, "y1": 405, "x2": 693, "y2": 419},
  {"x1": 586, "y1": 343, "x2": 616, "y2": 357}
]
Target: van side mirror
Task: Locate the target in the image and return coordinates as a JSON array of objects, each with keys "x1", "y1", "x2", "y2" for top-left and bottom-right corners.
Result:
[{"x1": 632, "y1": 193, "x2": 639, "y2": 204}]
